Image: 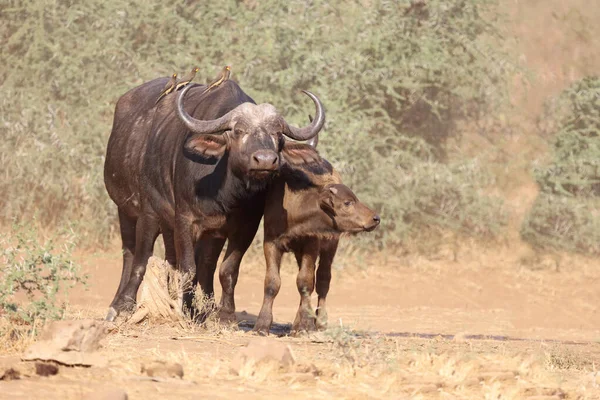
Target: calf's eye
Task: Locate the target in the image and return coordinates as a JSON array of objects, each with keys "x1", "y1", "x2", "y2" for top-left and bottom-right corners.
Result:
[{"x1": 344, "y1": 200, "x2": 353, "y2": 206}]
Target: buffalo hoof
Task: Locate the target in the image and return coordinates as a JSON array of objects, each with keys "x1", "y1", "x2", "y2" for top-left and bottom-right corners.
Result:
[
  {"x1": 217, "y1": 310, "x2": 237, "y2": 324},
  {"x1": 107, "y1": 297, "x2": 136, "y2": 322},
  {"x1": 316, "y1": 311, "x2": 328, "y2": 331},
  {"x1": 252, "y1": 328, "x2": 270, "y2": 337},
  {"x1": 252, "y1": 321, "x2": 271, "y2": 336},
  {"x1": 316, "y1": 320, "x2": 328, "y2": 331},
  {"x1": 105, "y1": 307, "x2": 118, "y2": 322},
  {"x1": 291, "y1": 316, "x2": 317, "y2": 336}
]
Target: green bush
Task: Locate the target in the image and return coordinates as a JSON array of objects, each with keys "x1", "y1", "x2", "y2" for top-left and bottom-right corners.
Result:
[
  {"x1": 521, "y1": 194, "x2": 600, "y2": 255},
  {"x1": 0, "y1": 225, "x2": 87, "y2": 324},
  {"x1": 0, "y1": 0, "x2": 511, "y2": 248},
  {"x1": 522, "y1": 76, "x2": 600, "y2": 254}
]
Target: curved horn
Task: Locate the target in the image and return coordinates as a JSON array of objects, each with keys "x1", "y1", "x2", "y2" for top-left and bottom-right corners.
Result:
[
  {"x1": 283, "y1": 90, "x2": 325, "y2": 141},
  {"x1": 305, "y1": 115, "x2": 319, "y2": 148},
  {"x1": 176, "y1": 84, "x2": 233, "y2": 135}
]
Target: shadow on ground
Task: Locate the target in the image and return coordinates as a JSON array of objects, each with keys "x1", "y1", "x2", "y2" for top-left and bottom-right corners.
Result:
[{"x1": 235, "y1": 311, "x2": 594, "y2": 345}]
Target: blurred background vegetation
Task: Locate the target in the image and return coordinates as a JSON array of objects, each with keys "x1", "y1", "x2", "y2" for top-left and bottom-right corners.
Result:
[{"x1": 0, "y1": 0, "x2": 598, "y2": 260}]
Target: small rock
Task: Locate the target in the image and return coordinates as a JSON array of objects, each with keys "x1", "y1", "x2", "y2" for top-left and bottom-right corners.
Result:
[
  {"x1": 0, "y1": 357, "x2": 37, "y2": 380},
  {"x1": 22, "y1": 319, "x2": 108, "y2": 367},
  {"x1": 83, "y1": 388, "x2": 128, "y2": 400},
  {"x1": 0, "y1": 367, "x2": 20, "y2": 381},
  {"x1": 38, "y1": 320, "x2": 107, "y2": 352},
  {"x1": 34, "y1": 362, "x2": 59, "y2": 377},
  {"x1": 230, "y1": 337, "x2": 295, "y2": 374},
  {"x1": 141, "y1": 360, "x2": 184, "y2": 379}
]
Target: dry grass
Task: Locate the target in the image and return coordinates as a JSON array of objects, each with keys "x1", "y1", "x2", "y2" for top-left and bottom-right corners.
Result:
[
  {"x1": 4, "y1": 318, "x2": 599, "y2": 399},
  {"x1": 0, "y1": 318, "x2": 37, "y2": 355}
]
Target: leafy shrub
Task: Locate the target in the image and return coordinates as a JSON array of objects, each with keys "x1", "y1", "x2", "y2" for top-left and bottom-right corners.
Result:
[
  {"x1": 522, "y1": 77, "x2": 600, "y2": 254},
  {"x1": 521, "y1": 194, "x2": 600, "y2": 255},
  {"x1": 398, "y1": 159, "x2": 507, "y2": 240},
  {"x1": 0, "y1": 225, "x2": 87, "y2": 324},
  {"x1": 0, "y1": 0, "x2": 511, "y2": 248}
]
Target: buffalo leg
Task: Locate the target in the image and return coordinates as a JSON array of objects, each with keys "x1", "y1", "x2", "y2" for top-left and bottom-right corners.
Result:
[
  {"x1": 254, "y1": 240, "x2": 283, "y2": 334},
  {"x1": 108, "y1": 215, "x2": 160, "y2": 320},
  {"x1": 194, "y1": 237, "x2": 226, "y2": 321},
  {"x1": 218, "y1": 215, "x2": 262, "y2": 324},
  {"x1": 174, "y1": 217, "x2": 198, "y2": 315},
  {"x1": 161, "y1": 224, "x2": 177, "y2": 267},
  {"x1": 315, "y1": 239, "x2": 338, "y2": 330},
  {"x1": 106, "y1": 209, "x2": 137, "y2": 320},
  {"x1": 291, "y1": 239, "x2": 320, "y2": 334}
]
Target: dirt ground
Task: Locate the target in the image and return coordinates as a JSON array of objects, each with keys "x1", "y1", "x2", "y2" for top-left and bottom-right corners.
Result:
[{"x1": 2, "y1": 245, "x2": 600, "y2": 399}]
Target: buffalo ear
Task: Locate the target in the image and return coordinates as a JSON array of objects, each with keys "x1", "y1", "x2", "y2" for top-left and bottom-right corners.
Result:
[
  {"x1": 281, "y1": 141, "x2": 321, "y2": 166},
  {"x1": 183, "y1": 133, "x2": 228, "y2": 159},
  {"x1": 319, "y1": 185, "x2": 336, "y2": 216}
]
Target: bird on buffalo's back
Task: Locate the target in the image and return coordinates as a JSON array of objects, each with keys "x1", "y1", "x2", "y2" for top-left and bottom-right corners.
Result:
[
  {"x1": 175, "y1": 67, "x2": 199, "y2": 91},
  {"x1": 155, "y1": 73, "x2": 178, "y2": 104},
  {"x1": 202, "y1": 66, "x2": 231, "y2": 94}
]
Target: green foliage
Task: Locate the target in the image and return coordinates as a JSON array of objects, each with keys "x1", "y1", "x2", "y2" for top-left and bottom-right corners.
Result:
[
  {"x1": 0, "y1": 225, "x2": 87, "y2": 324},
  {"x1": 535, "y1": 77, "x2": 600, "y2": 197},
  {"x1": 0, "y1": 0, "x2": 511, "y2": 248},
  {"x1": 398, "y1": 157, "x2": 507, "y2": 241},
  {"x1": 521, "y1": 194, "x2": 600, "y2": 255},
  {"x1": 522, "y1": 77, "x2": 600, "y2": 254}
]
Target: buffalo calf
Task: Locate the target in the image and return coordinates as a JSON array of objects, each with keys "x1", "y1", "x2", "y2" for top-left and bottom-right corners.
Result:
[{"x1": 254, "y1": 159, "x2": 380, "y2": 334}]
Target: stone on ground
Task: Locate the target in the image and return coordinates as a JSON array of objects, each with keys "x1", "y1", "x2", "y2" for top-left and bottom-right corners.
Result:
[
  {"x1": 22, "y1": 319, "x2": 108, "y2": 367},
  {"x1": 231, "y1": 337, "x2": 296, "y2": 374}
]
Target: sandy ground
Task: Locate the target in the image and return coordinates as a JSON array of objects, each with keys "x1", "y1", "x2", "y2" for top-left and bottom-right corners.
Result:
[
  {"x1": 72, "y1": 246, "x2": 600, "y2": 343},
  {"x1": 2, "y1": 246, "x2": 600, "y2": 399}
]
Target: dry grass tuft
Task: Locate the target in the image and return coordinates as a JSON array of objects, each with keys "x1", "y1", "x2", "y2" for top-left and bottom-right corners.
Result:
[
  {"x1": 0, "y1": 319, "x2": 37, "y2": 355},
  {"x1": 127, "y1": 257, "x2": 189, "y2": 326}
]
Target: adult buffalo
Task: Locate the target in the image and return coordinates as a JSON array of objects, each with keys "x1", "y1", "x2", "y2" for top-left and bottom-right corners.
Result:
[{"x1": 104, "y1": 77, "x2": 325, "y2": 321}]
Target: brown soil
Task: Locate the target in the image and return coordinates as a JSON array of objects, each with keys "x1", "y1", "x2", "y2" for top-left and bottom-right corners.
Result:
[{"x1": 2, "y1": 246, "x2": 600, "y2": 399}]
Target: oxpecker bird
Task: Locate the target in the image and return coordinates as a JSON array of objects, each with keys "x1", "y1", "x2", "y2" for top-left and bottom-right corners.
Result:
[
  {"x1": 175, "y1": 67, "x2": 199, "y2": 91},
  {"x1": 155, "y1": 73, "x2": 178, "y2": 104},
  {"x1": 202, "y1": 66, "x2": 231, "y2": 94}
]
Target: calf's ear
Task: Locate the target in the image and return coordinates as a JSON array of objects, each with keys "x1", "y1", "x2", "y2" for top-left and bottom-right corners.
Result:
[
  {"x1": 319, "y1": 185, "x2": 337, "y2": 216},
  {"x1": 183, "y1": 133, "x2": 228, "y2": 159},
  {"x1": 281, "y1": 141, "x2": 321, "y2": 165}
]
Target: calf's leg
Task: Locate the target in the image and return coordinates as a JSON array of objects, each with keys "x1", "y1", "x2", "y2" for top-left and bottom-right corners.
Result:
[
  {"x1": 291, "y1": 239, "x2": 320, "y2": 334},
  {"x1": 254, "y1": 240, "x2": 283, "y2": 334},
  {"x1": 315, "y1": 239, "x2": 338, "y2": 330}
]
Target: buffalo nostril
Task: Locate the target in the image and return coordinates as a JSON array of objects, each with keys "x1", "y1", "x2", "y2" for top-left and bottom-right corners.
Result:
[
  {"x1": 252, "y1": 151, "x2": 279, "y2": 170},
  {"x1": 373, "y1": 215, "x2": 380, "y2": 224}
]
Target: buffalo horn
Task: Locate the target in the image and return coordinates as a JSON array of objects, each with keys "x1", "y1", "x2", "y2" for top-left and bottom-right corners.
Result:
[
  {"x1": 176, "y1": 84, "x2": 233, "y2": 135},
  {"x1": 283, "y1": 90, "x2": 325, "y2": 141}
]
